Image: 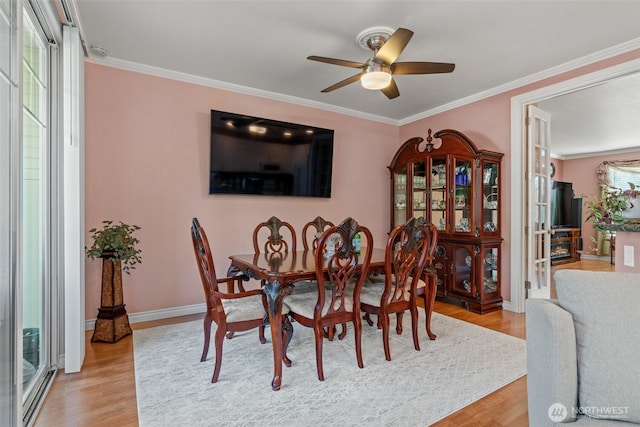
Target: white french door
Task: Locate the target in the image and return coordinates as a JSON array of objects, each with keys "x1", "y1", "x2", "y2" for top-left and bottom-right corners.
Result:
[{"x1": 525, "y1": 105, "x2": 552, "y2": 299}]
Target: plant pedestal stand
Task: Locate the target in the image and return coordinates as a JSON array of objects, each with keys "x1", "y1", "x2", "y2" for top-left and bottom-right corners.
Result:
[{"x1": 91, "y1": 256, "x2": 132, "y2": 343}]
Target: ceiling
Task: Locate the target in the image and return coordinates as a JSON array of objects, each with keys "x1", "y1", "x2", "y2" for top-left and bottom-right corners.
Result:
[{"x1": 70, "y1": 0, "x2": 640, "y2": 155}]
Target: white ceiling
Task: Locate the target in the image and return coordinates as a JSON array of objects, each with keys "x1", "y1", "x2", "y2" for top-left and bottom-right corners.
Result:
[
  {"x1": 70, "y1": 0, "x2": 640, "y2": 155},
  {"x1": 539, "y1": 73, "x2": 640, "y2": 158}
]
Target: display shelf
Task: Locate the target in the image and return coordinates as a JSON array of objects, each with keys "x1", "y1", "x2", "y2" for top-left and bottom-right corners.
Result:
[{"x1": 388, "y1": 129, "x2": 503, "y2": 313}]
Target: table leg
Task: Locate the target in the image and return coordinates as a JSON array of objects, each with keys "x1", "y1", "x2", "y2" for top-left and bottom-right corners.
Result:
[{"x1": 262, "y1": 279, "x2": 292, "y2": 391}]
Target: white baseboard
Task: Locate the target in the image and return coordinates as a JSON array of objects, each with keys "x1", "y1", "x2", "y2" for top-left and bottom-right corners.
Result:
[
  {"x1": 502, "y1": 300, "x2": 519, "y2": 313},
  {"x1": 578, "y1": 254, "x2": 611, "y2": 262},
  {"x1": 84, "y1": 303, "x2": 206, "y2": 330}
]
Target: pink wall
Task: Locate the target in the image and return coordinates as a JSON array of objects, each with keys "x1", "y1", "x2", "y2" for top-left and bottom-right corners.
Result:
[
  {"x1": 84, "y1": 63, "x2": 399, "y2": 319},
  {"x1": 84, "y1": 49, "x2": 639, "y2": 318},
  {"x1": 562, "y1": 150, "x2": 640, "y2": 255}
]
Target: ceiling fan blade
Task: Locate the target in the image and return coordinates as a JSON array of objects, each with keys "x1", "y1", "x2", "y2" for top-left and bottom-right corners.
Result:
[
  {"x1": 307, "y1": 55, "x2": 365, "y2": 69},
  {"x1": 321, "y1": 73, "x2": 363, "y2": 93},
  {"x1": 391, "y1": 61, "x2": 456, "y2": 75},
  {"x1": 381, "y1": 78, "x2": 399, "y2": 99},
  {"x1": 375, "y1": 28, "x2": 413, "y2": 65}
]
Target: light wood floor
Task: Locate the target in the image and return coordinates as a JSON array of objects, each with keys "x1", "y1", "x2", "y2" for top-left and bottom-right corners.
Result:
[{"x1": 34, "y1": 259, "x2": 614, "y2": 427}]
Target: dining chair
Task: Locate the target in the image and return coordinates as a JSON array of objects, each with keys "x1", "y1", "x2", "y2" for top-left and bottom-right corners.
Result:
[
  {"x1": 285, "y1": 217, "x2": 373, "y2": 381},
  {"x1": 301, "y1": 216, "x2": 334, "y2": 251},
  {"x1": 360, "y1": 217, "x2": 437, "y2": 361},
  {"x1": 191, "y1": 218, "x2": 292, "y2": 383},
  {"x1": 292, "y1": 216, "x2": 335, "y2": 296},
  {"x1": 252, "y1": 215, "x2": 297, "y2": 254}
]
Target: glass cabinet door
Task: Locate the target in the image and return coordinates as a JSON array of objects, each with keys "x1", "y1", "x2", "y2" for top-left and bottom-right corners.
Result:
[
  {"x1": 482, "y1": 246, "x2": 499, "y2": 295},
  {"x1": 433, "y1": 244, "x2": 448, "y2": 295},
  {"x1": 482, "y1": 161, "x2": 499, "y2": 234},
  {"x1": 453, "y1": 158, "x2": 473, "y2": 233},
  {"x1": 452, "y1": 245, "x2": 473, "y2": 296},
  {"x1": 393, "y1": 167, "x2": 407, "y2": 227},
  {"x1": 412, "y1": 160, "x2": 427, "y2": 220},
  {"x1": 430, "y1": 158, "x2": 447, "y2": 232}
]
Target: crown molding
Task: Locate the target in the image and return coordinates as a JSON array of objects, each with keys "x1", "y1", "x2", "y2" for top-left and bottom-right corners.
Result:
[
  {"x1": 398, "y1": 38, "x2": 640, "y2": 125},
  {"x1": 553, "y1": 146, "x2": 640, "y2": 161},
  {"x1": 86, "y1": 38, "x2": 639, "y2": 127},
  {"x1": 85, "y1": 57, "x2": 399, "y2": 126}
]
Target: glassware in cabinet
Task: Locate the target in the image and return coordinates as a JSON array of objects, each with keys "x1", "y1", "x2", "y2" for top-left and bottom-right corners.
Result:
[
  {"x1": 482, "y1": 246, "x2": 499, "y2": 294},
  {"x1": 412, "y1": 160, "x2": 427, "y2": 218},
  {"x1": 482, "y1": 161, "x2": 500, "y2": 234},
  {"x1": 452, "y1": 245, "x2": 473, "y2": 295},
  {"x1": 430, "y1": 158, "x2": 447, "y2": 231},
  {"x1": 393, "y1": 169, "x2": 407, "y2": 227},
  {"x1": 453, "y1": 157, "x2": 473, "y2": 233}
]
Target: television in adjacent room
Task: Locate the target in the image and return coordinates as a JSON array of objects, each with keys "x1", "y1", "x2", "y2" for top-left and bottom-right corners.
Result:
[
  {"x1": 209, "y1": 110, "x2": 334, "y2": 198},
  {"x1": 550, "y1": 180, "x2": 582, "y2": 229}
]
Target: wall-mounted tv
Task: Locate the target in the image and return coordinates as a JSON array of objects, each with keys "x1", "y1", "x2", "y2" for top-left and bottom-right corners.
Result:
[{"x1": 209, "y1": 110, "x2": 334, "y2": 198}]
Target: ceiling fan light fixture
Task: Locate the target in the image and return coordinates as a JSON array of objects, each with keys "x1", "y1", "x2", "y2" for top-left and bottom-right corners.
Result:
[{"x1": 361, "y1": 60, "x2": 391, "y2": 90}]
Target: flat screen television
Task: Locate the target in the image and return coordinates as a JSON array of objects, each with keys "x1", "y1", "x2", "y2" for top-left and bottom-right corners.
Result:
[
  {"x1": 550, "y1": 180, "x2": 582, "y2": 229},
  {"x1": 209, "y1": 110, "x2": 334, "y2": 198}
]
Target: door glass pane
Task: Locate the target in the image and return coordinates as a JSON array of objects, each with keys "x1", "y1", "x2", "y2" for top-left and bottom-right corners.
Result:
[
  {"x1": 393, "y1": 167, "x2": 407, "y2": 227},
  {"x1": 482, "y1": 161, "x2": 499, "y2": 233},
  {"x1": 430, "y1": 158, "x2": 447, "y2": 231},
  {"x1": 22, "y1": 10, "x2": 47, "y2": 398},
  {"x1": 1, "y1": 0, "x2": 16, "y2": 424},
  {"x1": 454, "y1": 158, "x2": 472, "y2": 233},
  {"x1": 453, "y1": 246, "x2": 472, "y2": 294},
  {"x1": 412, "y1": 160, "x2": 426, "y2": 220},
  {"x1": 483, "y1": 247, "x2": 499, "y2": 294}
]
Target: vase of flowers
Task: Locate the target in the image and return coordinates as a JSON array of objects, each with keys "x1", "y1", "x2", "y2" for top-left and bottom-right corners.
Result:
[
  {"x1": 619, "y1": 183, "x2": 639, "y2": 222},
  {"x1": 86, "y1": 220, "x2": 142, "y2": 343},
  {"x1": 583, "y1": 183, "x2": 638, "y2": 228}
]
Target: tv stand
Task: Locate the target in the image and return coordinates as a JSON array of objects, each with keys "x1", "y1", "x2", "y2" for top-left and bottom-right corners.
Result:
[{"x1": 550, "y1": 227, "x2": 581, "y2": 265}]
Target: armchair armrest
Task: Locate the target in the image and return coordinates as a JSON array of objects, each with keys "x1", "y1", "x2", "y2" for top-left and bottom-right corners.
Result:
[
  {"x1": 526, "y1": 298, "x2": 578, "y2": 425},
  {"x1": 218, "y1": 274, "x2": 248, "y2": 293}
]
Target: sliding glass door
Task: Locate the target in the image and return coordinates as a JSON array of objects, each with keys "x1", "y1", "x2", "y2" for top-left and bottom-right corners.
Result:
[
  {"x1": 1, "y1": 1, "x2": 63, "y2": 424},
  {"x1": 21, "y1": 8, "x2": 52, "y2": 412},
  {"x1": 0, "y1": 0, "x2": 19, "y2": 425}
]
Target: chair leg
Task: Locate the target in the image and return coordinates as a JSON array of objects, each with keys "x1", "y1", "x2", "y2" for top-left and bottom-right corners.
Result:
[
  {"x1": 364, "y1": 312, "x2": 374, "y2": 327},
  {"x1": 201, "y1": 314, "x2": 212, "y2": 362},
  {"x1": 354, "y1": 317, "x2": 364, "y2": 369},
  {"x1": 282, "y1": 316, "x2": 293, "y2": 367},
  {"x1": 314, "y1": 325, "x2": 325, "y2": 381},
  {"x1": 380, "y1": 313, "x2": 392, "y2": 361},
  {"x1": 211, "y1": 327, "x2": 226, "y2": 383},
  {"x1": 338, "y1": 323, "x2": 347, "y2": 340},
  {"x1": 258, "y1": 313, "x2": 267, "y2": 344},
  {"x1": 424, "y1": 279, "x2": 437, "y2": 340},
  {"x1": 410, "y1": 305, "x2": 420, "y2": 351},
  {"x1": 396, "y1": 311, "x2": 404, "y2": 335}
]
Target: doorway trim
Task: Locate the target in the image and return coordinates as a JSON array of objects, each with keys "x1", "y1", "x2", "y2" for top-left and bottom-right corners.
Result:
[{"x1": 509, "y1": 58, "x2": 640, "y2": 313}]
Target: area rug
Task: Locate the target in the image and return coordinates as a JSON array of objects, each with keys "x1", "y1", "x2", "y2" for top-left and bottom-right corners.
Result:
[{"x1": 133, "y1": 312, "x2": 526, "y2": 427}]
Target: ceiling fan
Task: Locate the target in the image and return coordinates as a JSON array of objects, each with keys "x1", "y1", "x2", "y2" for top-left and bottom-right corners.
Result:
[{"x1": 307, "y1": 27, "x2": 455, "y2": 99}]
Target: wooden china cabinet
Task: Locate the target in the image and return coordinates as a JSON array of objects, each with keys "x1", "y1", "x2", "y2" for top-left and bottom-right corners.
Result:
[{"x1": 388, "y1": 129, "x2": 504, "y2": 313}]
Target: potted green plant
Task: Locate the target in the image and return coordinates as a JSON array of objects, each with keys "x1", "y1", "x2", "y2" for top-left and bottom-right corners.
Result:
[
  {"x1": 86, "y1": 220, "x2": 141, "y2": 343},
  {"x1": 619, "y1": 182, "x2": 639, "y2": 221},
  {"x1": 583, "y1": 183, "x2": 637, "y2": 228},
  {"x1": 86, "y1": 220, "x2": 142, "y2": 274}
]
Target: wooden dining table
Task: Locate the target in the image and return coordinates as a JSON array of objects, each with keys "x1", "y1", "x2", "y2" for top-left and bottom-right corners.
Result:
[{"x1": 227, "y1": 248, "x2": 387, "y2": 390}]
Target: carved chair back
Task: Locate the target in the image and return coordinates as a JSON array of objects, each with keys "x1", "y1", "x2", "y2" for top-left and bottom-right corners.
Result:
[
  {"x1": 383, "y1": 217, "x2": 437, "y2": 304},
  {"x1": 302, "y1": 216, "x2": 334, "y2": 251},
  {"x1": 252, "y1": 216, "x2": 297, "y2": 254},
  {"x1": 314, "y1": 217, "x2": 373, "y2": 320},
  {"x1": 191, "y1": 217, "x2": 224, "y2": 317}
]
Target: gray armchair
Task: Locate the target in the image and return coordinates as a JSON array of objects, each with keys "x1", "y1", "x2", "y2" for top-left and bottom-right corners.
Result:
[{"x1": 526, "y1": 270, "x2": 640, "y2": 426}]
